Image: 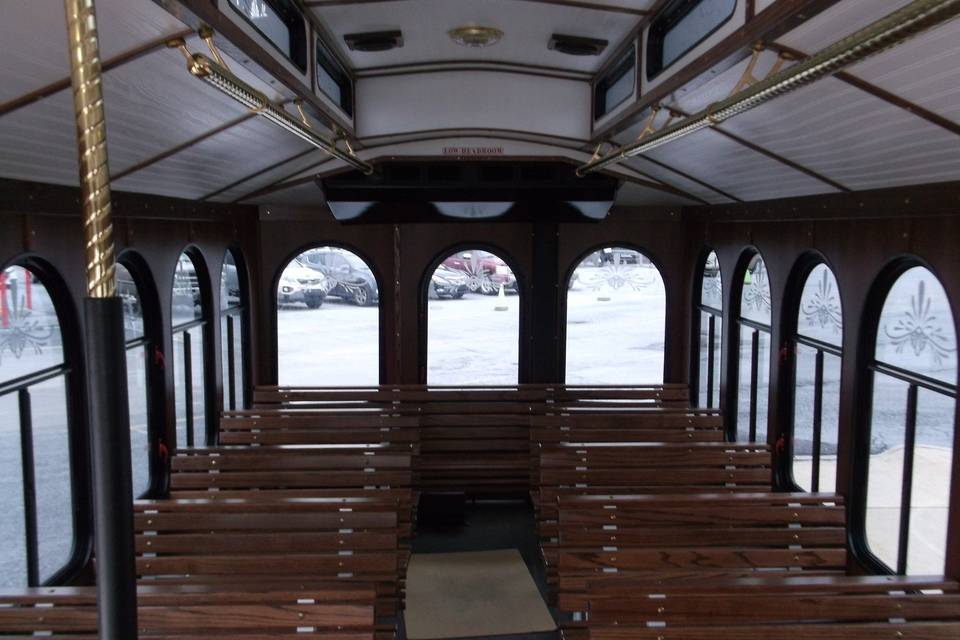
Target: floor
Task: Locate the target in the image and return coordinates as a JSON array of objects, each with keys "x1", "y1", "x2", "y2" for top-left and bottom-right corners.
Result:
[{"x1": 400, "y1": 497, "x2": 559, "y2": 640}]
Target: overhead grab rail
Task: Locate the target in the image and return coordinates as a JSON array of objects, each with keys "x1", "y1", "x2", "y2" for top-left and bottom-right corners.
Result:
[
  {"x1": 576, "y1": 0, "x2": 960, "y2": 177},
  {"x1": 170, "y1": 30, "x2": 374, "y2": 176}
]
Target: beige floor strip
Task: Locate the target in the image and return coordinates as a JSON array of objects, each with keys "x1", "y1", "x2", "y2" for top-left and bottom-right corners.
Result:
[{"x1": 403, "y1": 549, "x2": 557, "y2": 639}]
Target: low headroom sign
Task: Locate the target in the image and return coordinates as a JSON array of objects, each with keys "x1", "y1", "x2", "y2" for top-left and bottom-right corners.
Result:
[{"x1": 442, "y1": 146, "x2": 505, "y2": 156}]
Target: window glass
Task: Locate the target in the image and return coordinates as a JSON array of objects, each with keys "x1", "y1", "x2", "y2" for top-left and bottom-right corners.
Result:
[
  {"x1": 697, "y1": 310, "x2": 722, "y2": 408},
  {"x1": 662, "y1": 0, "x2": 737, "y2": 69},
  {"x1": 1, "y1": 266, "x2": 64, "y2": 384},
  {"x1": 0, "y1": 392, "x2": 25, "y2": 587},
  {"x1": 792, "y1": 344, "x2": 841, "y2": 492},
  {"x1": 798, "y1": 263, "x2": 843, "y2": 346},
  {"x1": 116, "y1": 263, "x2": 144, "y2": 342},
  {"x1": 566, "y1": 248, "x2": 665, "y2": 384},
  {"x1": 277, "y1": 247, "x2": 379, "y2": 385},
  {"x1": 428, "y1": 249, "x2": 519, "y2": 384},
  {"x1": 737, "y1": 324, "x2": 770, "y2": 442},
  {"x1": 32, "y1": 375, "x2": 73, "y2": 583},
  {"x1": 866, "y1": 266, "x2": 955, "y2": 574},
  {"x1": 220, "y1": 251, "x2": 241, "y2": 311},
  {"x1": 229, "y1": 0, "x2": 291, "y2": 53},
  {"x1": 740, "y1": 254, "x2": 771, "y2": 325},
  {"x1": 595, "y1": 46, "x2": 635, "y2": 119},
  {"x1": 317, "y1": 39, "x2": 352, "y2": 115},
  {"x1": 171, "y1": 255, "x2": 202, "y2": 327},
  {"x1": 875, "y1": 267, "x2": 957, "y2": 384},
  {"x1": 127, "y1": 346, "x2": 150, "y2": 497},
  {"x1": 700, "y1": 251, "x2": 722, "y2": 310}
]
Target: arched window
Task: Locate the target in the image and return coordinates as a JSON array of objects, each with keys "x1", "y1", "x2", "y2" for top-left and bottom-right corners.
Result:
[
  {"x1": 865, "y1": 265, "x2": 956, "y2": 574},
  {"x1": 277, "y1": 246, "x2": 379, "y2": 385},
  {"x1": 734, "y1": 252, "x2": 772, "y2": 442},
  {"x1": 171, "y1": 251, "x2": 210, "y2": 447},
  {"x1": 117, "y1": 261, "x2": 153, "y2": 498},
  {"x1": 694, "y1": 250, "x2": 722, "y2": 407},
  {"x1": 566, "y1": 247, "x2": 666, "y2": 384},
  {"x1": 220, "y1": 250, "x2": 247, "y2": 410},
  {"x1": 0, "y1": 263, "x2": 77, "y2": 586},
  {"x1": 791, "y1": 263, "x2": 843, "y2": 492},
  {"x1": 427, "y1": 248, "x2": 519, "y2": 384}
]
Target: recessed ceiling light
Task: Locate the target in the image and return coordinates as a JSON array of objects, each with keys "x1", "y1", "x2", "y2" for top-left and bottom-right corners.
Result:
[{"x1": 448, "y1": 26, "x2": 503, "y2": 48}]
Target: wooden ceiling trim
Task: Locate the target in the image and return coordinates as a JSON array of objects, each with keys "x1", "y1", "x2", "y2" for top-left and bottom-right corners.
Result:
[
  {"x1": 628, "y1": 155, "x2": 744, "y2": 203},
  {"x1": 0, "y1": 29, "x2": 193, "y2": 119},
  {"x1": 357, "y1": 127, "x2": 591, "y2": 148},
  {"x1": 110, "y1": 112, "x2": 258, "y2": 182},
  {"x1": 200, "y1": 148, "x2": 320, "y2": 201},
  {"x1": 772, "y1": 42, "x2": 960, "y2": 139},
  {"x1": 591, "y1": 0, "x2": 843, "y2": 141},
  {"x1": 304, "y1": 0, "x2": 651, "y2": 15}
]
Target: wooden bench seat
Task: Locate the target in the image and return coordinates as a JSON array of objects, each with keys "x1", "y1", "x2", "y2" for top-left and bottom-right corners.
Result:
[
  {"x1": 134, "y1": 498, "x2": 401, "y2": 618},
  {"x1": 0, "y1": 583, "x2": 376, "y2": 638},
  {"x1": 219, "y1": 413, "x2": 419, "y2": 449},
  {"x1": 555, "y1": 492, "x2": 847, "y2": 614},
  {"x1": 566, "y1": 575, "x2": 960, "y2": 639}
]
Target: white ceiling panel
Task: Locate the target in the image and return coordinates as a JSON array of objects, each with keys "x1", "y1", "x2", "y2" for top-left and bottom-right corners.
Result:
[
  {"x1": 777, "y1": 0, "x2": 913, "y2": 53},
  {"x1": 113, "y1": 116, "x2": 313, "y2": 200},
  {"x1": 643, "y1": 128, "x2": 838, "y2": 202},
  {"x1": 0, "y1": 0, "x2": 189, "y2": 103},
  {"x1": 0, "y1": 91, "x2": 79, "y2": 186},
  {"x1": 212, "y1": 150, "x2": 329, "y2": 203},
  {"x1": 719, "y1": 77, "x2": 960, "y2": 192},
  {"x1": 615, "y1": 181, "x2": 698, "y2": 207},
  {"x1": 844, "y1": 19, "x2": 960, "y2": 125},
  {"x1": 621, "y1": 156, "x2": 735, "y2": 206},
  {"x1": 309, "y1": 0, "x2": 651, "y2": 73}
]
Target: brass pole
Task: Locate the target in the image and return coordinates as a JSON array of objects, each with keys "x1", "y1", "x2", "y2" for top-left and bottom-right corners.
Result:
[
  {"x1": 63, "y1": 3, "x2": 138, "y2": 640},
  {"x1": 64, "y1": 0, "x2": 116, "y2": 297}
]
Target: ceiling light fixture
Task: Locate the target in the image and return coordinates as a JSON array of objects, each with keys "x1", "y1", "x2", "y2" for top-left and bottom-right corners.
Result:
[{"x1": 448, "y1": 26, "x2": 503, "y2": 48}]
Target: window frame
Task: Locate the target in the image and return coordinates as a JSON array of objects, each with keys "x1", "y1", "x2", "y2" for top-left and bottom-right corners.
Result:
[
  {"x1": 594, "y1": 44, "x2": 636, "y2": 121},
  {"x1": 220, "y1": 248, "x2": 250, "y2": 412},
  {"x1": 646, "y1": 0, "x2": 739, "y2": 81},
  {"x1": 780, "y1": 256, "x2": 844, "y2": 493},
  {"x1": 726, "y1": 249, "x2": 773, "y2": 443},
  {"x1": 316, "y1": 36, "x2": 354, "y2": 117},
  {"x1": 691, "y1": 249, "x2": 723, "y2": 409},
  {"x1": 170, "y1": 248, "x2": 216, "y2": 449},
  {"x1": 852, "y1": 259, "x2": 958, "y2": 575},
  {"x1": 0, "y1": 258, "x2": 90, "y2": 587},
  {"x1": 226, "y1": 0, "x2": 308, "y2": 73},
  {"x1": 116, "y1": 252, "x2": 165, "y2": 499}
]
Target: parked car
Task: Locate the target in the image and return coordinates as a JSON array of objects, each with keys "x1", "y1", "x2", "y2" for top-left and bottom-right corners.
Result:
[
  {"x1": 430, "y1": 265, "x2": 469, "y2": 299},
  {"x1": 442, "y1": 250, "x2": 516, "y2": 295},
  {"x1": 277, "y1": 260, "x2": 327, "y2": 309},
  {"x1": 304, "y1": 249, "x2": 378, "y2": 306}
]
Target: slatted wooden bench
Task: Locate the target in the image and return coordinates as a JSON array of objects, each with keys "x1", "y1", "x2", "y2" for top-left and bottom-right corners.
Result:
[
  {"x1": 0, "y1": 583, "x2": 376, "y2": 638},
  {"x1": 555, "y1": 492, "x2": 847, "y2": 615},
  {"x1": 134, "y1": 497, "x2": 401, "y2": 619},
  {"x1": 566, "y1": 575, "x2": 960, "y2": 639},
  {"x1": 169, "y1": 446, "x2": 415, "y2": 537},
  {"x1": 219, "y1": 412, "x2": 420, "y2": 450}
]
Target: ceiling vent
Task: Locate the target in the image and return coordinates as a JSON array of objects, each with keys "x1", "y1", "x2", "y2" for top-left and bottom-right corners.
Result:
[
  {"x1": 549, "y1": 33, "x2": 608, "y2": 56},
  {"x1": 343, "y1": 30, "x2": 403, "y2": 52}
]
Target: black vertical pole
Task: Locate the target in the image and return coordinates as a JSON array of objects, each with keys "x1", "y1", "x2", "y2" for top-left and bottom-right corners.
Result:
[
  {"x1": 184, "y1": 331, "x2": 194, "y2": 447},
  {"x1": 749, "y1": 329, "x2": 760, "y2": 442},
  {"x1": 85, "y1": 297, "x2": 137, "y2": 637},
  {"x1": 226, "y1": 315, "x2": 236, "y2": 411},
  {"x1": 706, "y1": 314, "x2": 716, "y2": 409},
  {"x1": 17, "y1": 388, "x2": 39, "y2": 586},
  {"x1": 897, "y1": 383, "x2": 919, "y2": 574},
  {"x1": 811, "y1": 349, "x2": 824, "y2": 491}
]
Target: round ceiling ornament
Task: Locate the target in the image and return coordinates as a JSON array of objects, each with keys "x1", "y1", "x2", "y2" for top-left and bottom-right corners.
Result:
[{"x1": 448, "y1": 26, "x2": 503, "y2": 48}]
